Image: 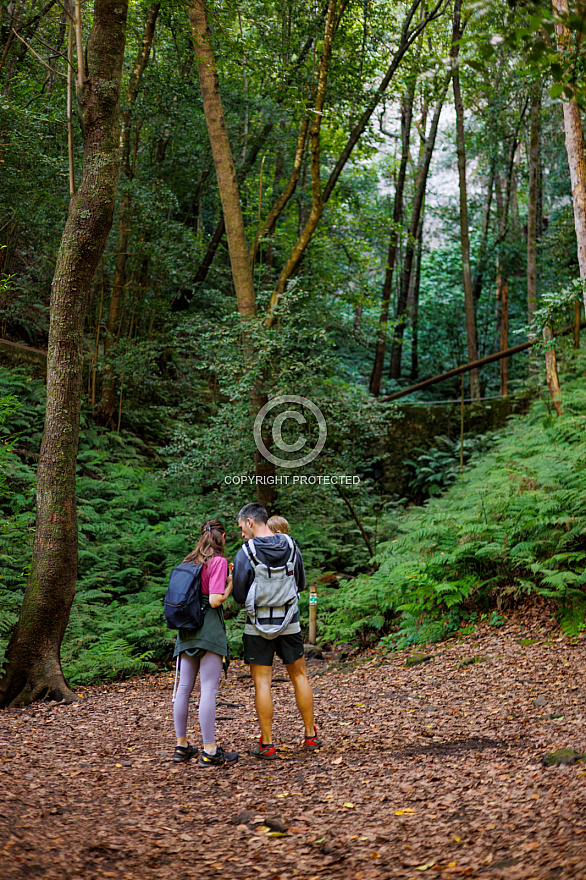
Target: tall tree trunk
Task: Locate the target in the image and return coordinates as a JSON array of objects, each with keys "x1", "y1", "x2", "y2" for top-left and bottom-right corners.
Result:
[
  {"x1": 510, "y1": 143, "x2": 521, "y2": 236},
  {"x1": 266, "y1": 0, "x2": 344, "y2": 327},
  {"x1": 192, "y1": 28, "x2": 319, "y2": 289},
  {"x1": 472, "y1": 158, "x2": 495, "y2": 303},
  {"x1": 451, "y1": 0, "x2": 480, "y2": 401},
  {"x1": 499, "y1": 275, "x2": 509, "y2": 394},
  {"x1": 369, "y1": 79, "x2": 415, "y2": 396},
  {"x1": 189, "y1": 0, "x2": 277, "y2": 508},
  {"x1": 554, "y1": 0, "x2": 586, "y2": 316},
  {"x1": 527, "y1": 84, "x2": 540, "y2": 378},
  {"x1": 493, "y1": 99, "x2": 527, "y2": 394},
  {"x1": 388, "y1": 80, "x2": 449, "y2": 378},
  {"x1": 267, "y1": 0, "x2": 447, "y2": 324},
  {"x1": 409, "y1": 216, "x2": 424, "y2": 380},
  {"x1": 96, "y1": 2, "x2": 160, "y2": 424},
  {"x1": 574, "y1": 297, "x2": 582, "y2": 349},
  {"x1": 189, "y1": 0, "x2": 257, "y2": 316},
  {"x1": 0, "y1": 0, "x2": 128, "y2": 709}
]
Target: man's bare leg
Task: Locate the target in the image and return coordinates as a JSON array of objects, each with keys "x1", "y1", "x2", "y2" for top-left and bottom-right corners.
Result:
[
  {"x1": 285, "y1": 655, "x2": 315, "y2": 737},
  {"x1": 250, "y1": 663, "x2": 274, "y2": 744}
]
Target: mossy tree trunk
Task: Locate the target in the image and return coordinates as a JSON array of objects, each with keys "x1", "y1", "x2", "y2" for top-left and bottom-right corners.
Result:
[
  {"x1": 0, "y1": 0, "x2": 128, "y2": 708},
  {"x1": 96, "y1": 2, "x2": 160, "y2": 425}
]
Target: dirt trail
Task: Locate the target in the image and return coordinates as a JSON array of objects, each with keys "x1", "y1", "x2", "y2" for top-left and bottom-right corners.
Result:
[{"x1": 1, "y1": 612, "x2": 586, "y2": 879}]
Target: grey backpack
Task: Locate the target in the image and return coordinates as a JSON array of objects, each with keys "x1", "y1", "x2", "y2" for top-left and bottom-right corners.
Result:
[{"x1": 243, "y1": 535, "x2": 299, "y2": 639}]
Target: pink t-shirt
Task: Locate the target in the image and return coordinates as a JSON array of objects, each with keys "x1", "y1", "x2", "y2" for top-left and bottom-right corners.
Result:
[{"x1": 201, "y1": 555, "x2": 228, "y2": 596}]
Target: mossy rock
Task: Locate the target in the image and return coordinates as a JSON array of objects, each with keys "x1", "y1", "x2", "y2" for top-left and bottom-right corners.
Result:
[
  {"x1": 405, "y1": 653, "x2": 432, "y2": 667},
  {"x1": 541, "y1": 748, "x2": 586, "y2": 767},
  {"x1": 456, "y1": 656, "x2": 486, "y2": 670}
]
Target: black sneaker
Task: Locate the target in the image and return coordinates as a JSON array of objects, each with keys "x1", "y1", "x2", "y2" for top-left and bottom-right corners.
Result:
[
  {"x1": 198, "y1": 745, "x2": 239, "y2": 768},
  {"x1": 173, "y1": 743, "x2": 197, "y2": 763}
]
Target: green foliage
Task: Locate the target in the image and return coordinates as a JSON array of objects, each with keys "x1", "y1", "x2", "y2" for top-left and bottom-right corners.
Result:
[
  {"x1": 3, "y1": 0, "x2": 586, "y2": 685},
  {"x1": 318, "y1": 351, "x2": 586, "y2": 648},
  {"x1": 0, "y1": 363, "x2": 397, "y2": 682},
  {"x1": 0, "y1": 392, "x2": 19, "y2": 488},
  {"x1": 403, "y1": 432, "x2": 499, "y2": 499},
  {"x1": 527, "y1": 279, "x2": 585, "y2": 344}
]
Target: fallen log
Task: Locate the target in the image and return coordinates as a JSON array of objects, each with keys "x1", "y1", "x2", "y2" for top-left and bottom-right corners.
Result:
[
  {"x1": 0, "y1": 338, "x2": 47, "y2": 367},
  {"x1": 378, "y1": 319, "x2": 585, "y2": 403}
]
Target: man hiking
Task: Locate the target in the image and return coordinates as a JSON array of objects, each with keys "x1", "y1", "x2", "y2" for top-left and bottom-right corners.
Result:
[{"x1": 232, "y1": 502, "x2": 322, "y2": 758}]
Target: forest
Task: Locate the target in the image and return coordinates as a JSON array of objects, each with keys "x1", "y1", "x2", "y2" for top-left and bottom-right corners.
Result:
[{"x1": 0, "y1": 0, "x2": 586, "y2": 710}]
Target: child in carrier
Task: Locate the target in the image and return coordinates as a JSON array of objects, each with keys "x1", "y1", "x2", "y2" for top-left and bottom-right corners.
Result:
[{"x1": 267, "y1": 515, "x2": 290, "y2": 535}]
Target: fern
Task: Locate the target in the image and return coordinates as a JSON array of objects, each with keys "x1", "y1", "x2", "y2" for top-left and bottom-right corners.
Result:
[{"x1": 318, "y1": 351, "x2": 586, "y2": 650}]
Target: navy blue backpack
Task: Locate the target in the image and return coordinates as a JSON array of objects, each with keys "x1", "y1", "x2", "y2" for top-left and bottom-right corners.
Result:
[{"x1": 164, "y1": 562, "x2": 205, "y2": 630}]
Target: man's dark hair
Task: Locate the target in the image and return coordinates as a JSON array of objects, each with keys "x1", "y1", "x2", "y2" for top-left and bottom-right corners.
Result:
[{"x1": 237, "y1": 502, "x2": 268, "y2": 524}]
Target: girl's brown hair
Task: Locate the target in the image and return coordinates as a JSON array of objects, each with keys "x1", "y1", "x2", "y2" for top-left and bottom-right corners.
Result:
[{"x1": 183, "y1": 518, "x2": 226, "y2": 564}]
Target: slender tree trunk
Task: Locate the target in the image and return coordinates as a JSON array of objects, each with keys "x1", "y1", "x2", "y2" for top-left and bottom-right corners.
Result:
[
  {"x1": 543, "y1": 324, "x2": 563, "y2": 415},
  {"x1": 554, "y1": 0, "x2": 586, "y2": 316},
  {"x1": 510, "y1": 143, "x2": 521, "y2": 236},
  {"x1": 451, "y1": 0, "x2": 480, "y2": 400},
  {"x1": 409, "y1": 217, "x2": 424, "y2": 380},
  {"x1": 190, "y1": 120, "x2": 272, "y2": 289},
  {"x1": 472, "y1": 158, "x2": 495, "y2": 303},
  {"x1": 574, "y1": 298, "x2": 582, "y2": 349},
  {"x1": 389, "y1": 80, "x2": 449, "y2": 378},
  {"x1": 189, "y1": 0, "x2": 278, "y2": 507},
  {"x1": 499, "y1": 277, "x2": 508, "y2": 395},
  {"x1": 66, "y1": 15, "x2": 75, "y2": 196},
  {"x1": 192, "y1": 29, "x2": 319, "y2": 288},
  {"x1": 189, "y1": 0, "x2": 256, "y2": 316},
  {"x1": 267, "y1": 0, "x2": 447, "y2": 324},
  {"x1": 0, "y1": 0, "x2": 128, "y2": 709},
  {"x1": 369, "y1": 80, "x2": 415, "y2": 396},
  {"x1": 96, "y1": 2, "x2": 160, "y2": 424},
  {"x1": 267, "y1": 0, "x2": 344, "y2": 327},
  {"x1": 527, "y1": 84, "x2": 540, "y2": 377},
  {"x1": 494, "y1": 103, "x2": 526, "y2": 395}
]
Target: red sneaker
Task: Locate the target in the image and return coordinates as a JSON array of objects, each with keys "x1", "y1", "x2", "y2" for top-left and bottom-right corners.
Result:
[
  {"x1": 303, "y1": 726, "x2": 323, "y2": 750},
  {"x1": 249, "y1": 737, "x2": 277, "y2": 758}
]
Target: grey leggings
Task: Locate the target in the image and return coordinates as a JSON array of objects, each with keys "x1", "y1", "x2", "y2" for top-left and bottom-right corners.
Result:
[{"x1": 173, "y1": 651, "x2": 223, "y2": 744}]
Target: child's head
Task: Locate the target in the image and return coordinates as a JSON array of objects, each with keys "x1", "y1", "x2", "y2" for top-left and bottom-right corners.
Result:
[{"x1": 267, "y1": 515, "x2": 290, "y2": 535}]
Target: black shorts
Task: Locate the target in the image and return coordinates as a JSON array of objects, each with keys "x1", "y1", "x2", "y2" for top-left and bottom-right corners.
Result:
[{"x1": 243, "y1": 631, "x2": 305, "y2": 666}]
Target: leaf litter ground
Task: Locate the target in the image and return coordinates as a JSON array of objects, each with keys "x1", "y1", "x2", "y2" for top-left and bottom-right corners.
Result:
[{"x1": 1, "y1": 611, "x2": 586, "y2": 879}]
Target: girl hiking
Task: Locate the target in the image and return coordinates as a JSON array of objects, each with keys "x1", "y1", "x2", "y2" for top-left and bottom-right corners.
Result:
[{"x1": 172, "y1": 518, "x2": 238, "y2": 767}]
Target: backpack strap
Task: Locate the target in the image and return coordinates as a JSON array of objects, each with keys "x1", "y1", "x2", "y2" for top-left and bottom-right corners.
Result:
[
  {"x1": 283, "y1": 534, "x2": 296, "y2": 576},
  {"x1": 242, "y1": 535, "x2": 296, "y2": 576},
  {"x1": 242, "y1": 539, "x2": 261, "y2": 568}
]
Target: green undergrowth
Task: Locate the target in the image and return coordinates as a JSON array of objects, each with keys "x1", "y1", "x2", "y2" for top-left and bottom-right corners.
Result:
[
  {"x1": 0, "y1": 366, "x2": 390, "y2": 684},
  {"x1": 2, "y1": 352, "x2": 586, "y2": 686},
  {"x1": 0, "y1": 368, "x2": 203, "y2": 682},
  {"x1": 318, "y1": 352, "x2": 586, "y2": 650}
]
